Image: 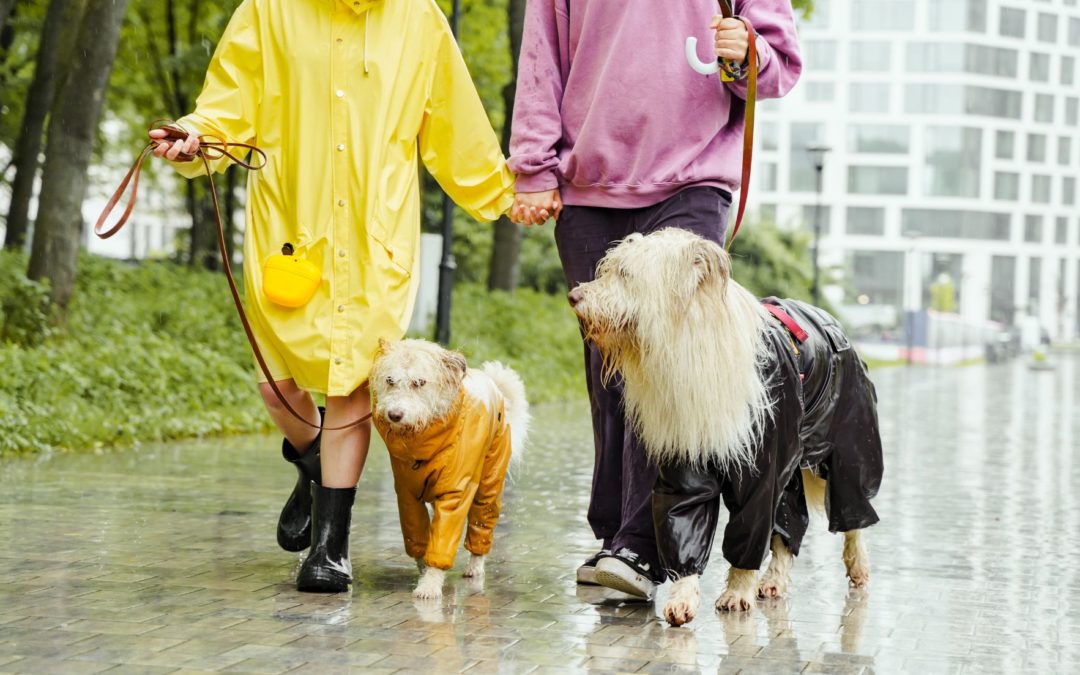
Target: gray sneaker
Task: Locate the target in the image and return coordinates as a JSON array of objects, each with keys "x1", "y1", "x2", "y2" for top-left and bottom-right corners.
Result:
[
  {"x1": 593, "y1": 548, "x2": 660, "y2": 600},
  {"x1": 576, "y1": 549, "x2": 610, "y2": 585}
]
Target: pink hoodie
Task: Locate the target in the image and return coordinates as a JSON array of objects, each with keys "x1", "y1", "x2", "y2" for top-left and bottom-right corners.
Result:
[{"x1": 509, "y1": 0, "x2": 802, "y2": 208}]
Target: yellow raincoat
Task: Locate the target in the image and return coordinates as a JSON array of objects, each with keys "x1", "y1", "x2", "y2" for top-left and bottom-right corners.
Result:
[
  {"x1": 375, "y1": 375, "x2": 513, "y2": 570},
  {"x1": 174, "y1": 0, "x2": 515, "y2": 395}
]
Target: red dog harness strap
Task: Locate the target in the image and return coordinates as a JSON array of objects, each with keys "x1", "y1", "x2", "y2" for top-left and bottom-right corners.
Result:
[{"x1": 763, "y1": 303, "x2": 809, "y2": 344}]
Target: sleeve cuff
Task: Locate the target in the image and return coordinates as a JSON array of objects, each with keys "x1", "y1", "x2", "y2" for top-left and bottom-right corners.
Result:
[{"x1": 515, "y1": 169, "x2": 560, "y2": 194}]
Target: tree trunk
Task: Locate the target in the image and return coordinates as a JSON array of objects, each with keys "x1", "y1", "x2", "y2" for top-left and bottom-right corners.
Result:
[
  {"x1": 487, "y1": 0, "x2": 527, "y2": 292},
  {"x1": 223, "y1": 164, "x2": 237, "y2": 264},
  {"x1": 27, "y1": 0, "x2": 131, "y2": 312},
  {"x1": 0, "y1": 0, "x2": 14, "y2": 42},
  {"x1": 4, "y1": 0, "x2": 86, "y2": 251}
]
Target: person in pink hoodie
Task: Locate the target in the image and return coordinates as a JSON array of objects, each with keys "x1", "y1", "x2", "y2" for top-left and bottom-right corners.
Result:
[{"x1": 509, "y1": 0, "x2": 802, "y2": 599}]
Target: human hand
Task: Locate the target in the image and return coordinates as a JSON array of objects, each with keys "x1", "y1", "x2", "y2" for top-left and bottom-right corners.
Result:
[
  {"x1": 710, "y1": 16, "x2": 749, "y2": 63},
  {"x1": 511, "y1": 189, "x2": 562, "y2": 226},
  {"x1": 149, "y1": 128, "x2": 200, "y2": 161}
]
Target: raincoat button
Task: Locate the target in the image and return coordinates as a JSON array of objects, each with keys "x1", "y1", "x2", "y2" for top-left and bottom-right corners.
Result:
[
  {"x1": 339, "y1": 249, "x2": 346, "y2": 258},
  {"x1": 338, "y1": 199, "x2": 346, "y2": 207},
  {"x1": 337, "y1": 144, "x2": 345, "y2": 152},
  {"x1": 336, "y1": 89, "x2": 345, "y2": 98},
  {"x1": 337, "y1": 305, "x2": 345, "y2": 313},
  {"x1": 335, "y1": 358, "x2": 343, "y2": 365}
]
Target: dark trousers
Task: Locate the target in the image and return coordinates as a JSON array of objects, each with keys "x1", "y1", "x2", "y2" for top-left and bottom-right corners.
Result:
[{"x1": 554, "y1": 186, "x2": 732, "y2": 573}]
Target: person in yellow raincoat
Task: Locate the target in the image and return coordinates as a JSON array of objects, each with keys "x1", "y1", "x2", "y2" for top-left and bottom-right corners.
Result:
[{"x1": 152, "y1": 0, "x2": 515, "y2": 593}]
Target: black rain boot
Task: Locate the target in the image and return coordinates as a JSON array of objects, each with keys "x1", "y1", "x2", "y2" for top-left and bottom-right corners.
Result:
[
  {"x1": 277, "y1": 407, "x2": 324, "y2": 552},
  {"x1": 296, "y1": 484, "x2": 356, "y2": 593}
]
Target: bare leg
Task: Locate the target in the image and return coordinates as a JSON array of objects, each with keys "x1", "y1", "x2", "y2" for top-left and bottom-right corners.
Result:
[
  {"x1": 320, "y1": 386, "x2": 372, "y2": 488},
  {"x1": 843, "y1": 529, "x2": 870, "y2": 588},
  {"x1": 259, "y1": 380, "x2": 321, "y2": 452},
  {"x1": 715, "y1": 567, "x2": 758, "y2": 612},
  {"x1": 758, "y1": 534, "x2": 794, "y2": 599}
]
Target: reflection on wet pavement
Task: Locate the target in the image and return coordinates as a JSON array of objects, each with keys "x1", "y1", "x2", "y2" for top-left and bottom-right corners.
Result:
[{"x1": 0, "y1": 355, "x2": 1078, "y2": 673}]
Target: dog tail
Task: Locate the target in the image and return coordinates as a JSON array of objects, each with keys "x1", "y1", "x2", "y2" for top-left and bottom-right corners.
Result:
[
  {"x1": 801, "y1": 468, "x2": 828, "y2": 516},
  {"x1": 482, "y1": 361, "x2": 530, "y2": 466}
]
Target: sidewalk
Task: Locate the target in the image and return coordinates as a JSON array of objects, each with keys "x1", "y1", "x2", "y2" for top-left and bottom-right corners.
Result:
[{"x1": 1, "y1": 356, "x2": 1079, "y2": 674}]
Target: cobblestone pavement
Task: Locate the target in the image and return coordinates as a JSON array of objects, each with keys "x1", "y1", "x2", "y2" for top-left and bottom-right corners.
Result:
[{"x1": 1, "y1": 355, "x2": 1079, "y2": 674}]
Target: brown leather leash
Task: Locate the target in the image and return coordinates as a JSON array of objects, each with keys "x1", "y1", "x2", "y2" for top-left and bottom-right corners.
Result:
[
  {"x1": 717, "y1": 0, "x2": 758, "y2": 251},
  {"x1": 95, "y1": 121, "x2": 372, "y2": 431}
]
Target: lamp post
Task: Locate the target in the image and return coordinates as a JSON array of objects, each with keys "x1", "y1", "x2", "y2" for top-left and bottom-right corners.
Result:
[
  {"x1": 434, "y1": 0, "x2": 462, "y2": 346},
  {"x1": 806, "y1": 144, "x2": 831, "y2": 307},
  {"x1": 903, "y1": 231, "x2": 922, "y2": 365}
]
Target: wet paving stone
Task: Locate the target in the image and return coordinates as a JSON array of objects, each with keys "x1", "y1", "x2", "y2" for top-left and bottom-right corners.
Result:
[{"x1": 1, "y1": 355, "x2": 1079, "y2": 673}]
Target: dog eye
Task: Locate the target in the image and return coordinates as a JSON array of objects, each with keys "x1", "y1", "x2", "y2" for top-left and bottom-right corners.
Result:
[
  {"x1": 412, "y1": 379, "x2": 426, "y2": 389},
  {"x1": 385, "y1": 376, "x2": 396, "y2": 387}
]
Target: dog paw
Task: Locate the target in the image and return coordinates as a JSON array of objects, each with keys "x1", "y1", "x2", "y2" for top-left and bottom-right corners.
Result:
[
  {"x1": 463, "y1": 554, "x2": 486, "y2": 579},
  {"x1": 847, "y1": 566, "x2": 870, "y2": 589},
  {"x1": 757, "y1": 573, "x2": 789, "y2": 599},
  {"x1": 715, "y1": 588, "x2": 755, "y2": 612},
  {"x1": 413, "y1": 568, "x2": 445, "y2": 600},
  {"x1": 663, "y1": 577, "x2": 701, "y2": 627}
]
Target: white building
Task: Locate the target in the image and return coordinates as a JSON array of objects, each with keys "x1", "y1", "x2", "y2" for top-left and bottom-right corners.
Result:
[{"x1": 758, "y1": 0, "x2": 1080, "y2": 344}]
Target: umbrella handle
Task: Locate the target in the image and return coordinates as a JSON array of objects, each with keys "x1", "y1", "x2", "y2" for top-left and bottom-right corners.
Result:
[{"x1": 685, "y1": 36, "x2": 721, "y2": 75}]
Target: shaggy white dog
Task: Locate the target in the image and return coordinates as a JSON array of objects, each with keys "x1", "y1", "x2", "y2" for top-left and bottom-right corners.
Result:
[
  {"x1": 570, "y1": 229, "x2": 881, "y2": 626},
  {"x1": 371, "y1": 339, "x2": 529, "y2": 600}
]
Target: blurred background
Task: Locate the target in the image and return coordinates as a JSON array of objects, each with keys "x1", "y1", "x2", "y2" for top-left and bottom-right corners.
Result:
[{"x1": 0, "y1": 0, "x2": 1077, "y2": 456}]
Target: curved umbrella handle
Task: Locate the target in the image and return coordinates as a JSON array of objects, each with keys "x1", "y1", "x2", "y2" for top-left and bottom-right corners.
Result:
[{"x1": 685, "y1": 36, "x2": 721, "y2": 75}]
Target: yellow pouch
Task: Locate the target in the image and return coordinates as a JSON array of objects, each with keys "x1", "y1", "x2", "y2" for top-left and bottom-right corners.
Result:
[{"x1": 262, "y1": 243, "x2": 321, "y2": 308}]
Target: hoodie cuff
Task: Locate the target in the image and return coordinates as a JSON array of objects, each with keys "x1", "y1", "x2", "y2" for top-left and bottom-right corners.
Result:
[{"x1": 515, "y1": 169, "x2": 560, "y2": 194}]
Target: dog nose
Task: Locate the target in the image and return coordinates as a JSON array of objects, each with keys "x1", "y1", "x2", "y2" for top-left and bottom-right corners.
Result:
[
  {"x1": 567, "y1": 287, "x2": 584, "y2": 307},
  {"x1": 388, "y1": 409, "x2": 404, "y2": 423}
]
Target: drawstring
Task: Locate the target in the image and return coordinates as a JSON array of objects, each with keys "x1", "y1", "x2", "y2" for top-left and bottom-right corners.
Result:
[{"x1": 363, "y1": 11, "x2": 369, "y2": 75}]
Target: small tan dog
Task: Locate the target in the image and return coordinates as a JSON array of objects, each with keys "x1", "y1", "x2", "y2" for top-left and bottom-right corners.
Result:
[
  {"x1": 569, "y1": 229, "x2": 883, "y2": 626},
  {"x1": 370, "y1": 339, "x2": 529, "y2": 599}
]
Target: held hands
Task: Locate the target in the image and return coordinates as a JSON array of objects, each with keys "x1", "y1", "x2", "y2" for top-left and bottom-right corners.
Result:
[
  {"x1": 149, "y1": 128, "x2": 200, "y2": 161},
  {"x1": 511, "y1": 189, "x2": 562, "y2": 227},
  {"x1": 711, "y1": 16, "x2": 750, "y2": 63}
]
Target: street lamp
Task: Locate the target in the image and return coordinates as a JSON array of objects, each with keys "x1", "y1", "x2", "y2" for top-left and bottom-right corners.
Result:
[
  {"x1": 903, "y1": 231, "x2": 922, "y2": 365},
  {"x1": 806, "y1": 144, "x2": 831, "y2": 307},
  {"x1": 434, "y1": 0, "x2": 462, "y2": 346}
]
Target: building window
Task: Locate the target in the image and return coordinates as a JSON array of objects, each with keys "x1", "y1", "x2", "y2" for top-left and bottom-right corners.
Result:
[
  {"x1": 1030, "y1": 53, "x2": 1051, "y2": 82},
  {"x1": 1037, "y1": 13, "x2": 1058, "y2": 43},
  {"x1": 761, "y1": 162, "x2": 779, "y2": 192},
  {"x1": 925, "y1": 127, "x2": 981, "y2": 198},
  {"x1": 848, "y1": 166, "x2": 908, "y2": 195},
  {"x1": 761, "y1": 121, "x2": 779, "y2": 151},
  {"x1": 805, "y1": 0, "x2": 831, "y2": 28},
  {"x1": 1000, "y1": 7, "x2": 1025, "y2": 38},
  {"x1": 1034, "y1": 94, "x2": 1054, "y2": 123},
  {"x1": 801, "y1": 205, "x2": 832, "y2": 235},
  {"x1": 1058, "y1": 137, "x2": 1072, "y2": 166},
  {"x1": 848, "y1": 124, "x2": 909, "y2": 154},
  {"x1": 995, "y1": 130, "x2": 1015, "y2": 159},
  {"x1": 789, "y1": 123, "x2": 826, "y2": 192},
  {"x1": 1070, "y1": 17, "x2": 1080, "y2": 46},
  {"x1": 929, "y1": 0, "x2": 987, "y2": 32},
  {"x1": 1032, "y1": 175, "x2": 1052, "y2": 203},
  {"x1": 1025, "y1": 215, "x2": 1044, "y2": 243},
  {"x1": 1028, "y1": 133, "x2": 1047, "y2": 162},
  {"x1": 846, "y1": 207, "x2": 886, "y2": 235},
  {"x1": 850, "y1": 83, "x2": 890, "y2": 113},
  {"x1": 1029, "y1": 257, "x2": 1042, "y2": 312},
  {"x1": 965, "y1": 86, "x2": 1022, "y2": 119},
  {"x1": 990, "y1": 256, "x2": 1016, "y2": 324},
  {"x1": 759, "y1": 204, "x2": 778, "y2": 224},
  {"x1": 1064, "y1": 56, "x2": 1076, "y2": 86},
  {"x1": 852, "y1": 0, "x2": 915, "y2": 31},
  {"x1": 1055, "y1": 217, "x2": 1069, "y2": 245},
  {"x1": 901, "y1": 210, "x2": 1011, "y2": 240},
  {"x1": 804, "y1": 41, "x2": 837, "y2": 72},
  {"x1": 1067, "y1": 98, "x2": 1079, "y2": 126},
  {"x1": 1064, "y1": 177, "x2": 1077, "y2": 206},
  {"x1": 993, "y1": 172, "x2": 1020, "y2": 201},
  {"x1": 806, "y1": 81, "x2": 837, "y2": 103},
  {"x1": 851, "y1": 42, "x2": 891, "y2": 72},
  {"x1": 848, "y1": 250, "x2": 904, "y2": 310},
  {"x1": 907, "y1": 43, "x2": 1018, "y2": 78}
]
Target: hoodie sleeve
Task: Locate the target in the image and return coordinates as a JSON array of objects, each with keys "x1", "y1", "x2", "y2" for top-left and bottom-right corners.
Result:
[
  {"x1": 419, "y1": 14, "x2": 516, "y2": 223},
  {"x1": 726, "y1": 0, "x2": 803, "y2": 101},
  {"x1": 506, "y1": 0, "x2": 568, "y2": 194},
  {"x1": 173, "y1": 0, "x2": 262, "y2": 178}
]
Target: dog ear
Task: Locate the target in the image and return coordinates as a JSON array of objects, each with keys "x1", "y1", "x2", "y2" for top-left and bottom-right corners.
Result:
[
  {"x1": 377, "y1": 338, "x2": 392, "y2": 355},
  {"x1": 691, "y1": 238, "x2": 730, "y2": 284},
  {"x1": 442, "y1": 350, "x2": 468, "y2": 383}
]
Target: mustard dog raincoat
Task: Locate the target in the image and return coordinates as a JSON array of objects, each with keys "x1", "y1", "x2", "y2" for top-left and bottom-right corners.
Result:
[
  {"x1": 375, "y1": 374, "x2": 513, "y2": 570},
  {"x1": 173, "y1": 0, "x2": 515, "y2": 395}
]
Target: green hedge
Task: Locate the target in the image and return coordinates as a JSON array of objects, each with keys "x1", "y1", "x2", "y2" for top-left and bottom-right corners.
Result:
[{"x1": 0, "y1": 252, "x2": 585, "y2": 456}]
